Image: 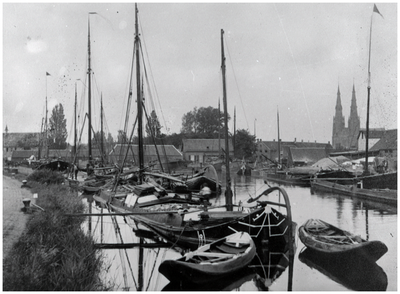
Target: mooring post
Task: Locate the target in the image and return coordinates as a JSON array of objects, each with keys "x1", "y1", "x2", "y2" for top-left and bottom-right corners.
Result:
[{"x1": 22, "y1": 198, "x2": 31, "y2": 213}]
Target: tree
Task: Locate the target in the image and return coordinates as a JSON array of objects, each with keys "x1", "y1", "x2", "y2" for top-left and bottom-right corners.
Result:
[
  {"x1": 117, "y1": 130, "x2": 128, "y2": 144},
  {"x1": 17, "y1": 134, "x2": 39, "y2": 150},
  {"x1": 181, "y1": 106, "x2": 229, "y2": 138},
  {"x1": 162, "y1": 132, "x2": 185, "y2": 149},
  {"x1": 107, "y1": 133, "x2": 114, "y2": 146},
  {"x1": 146, "y1": 110, "x2": 162, "y2": 138},
  {"x1": 235, "y1": 129, "x2": 256, "y2": 159},
  {"x1": 48, "y1": 103, "x2": 68, "y2": 149}
]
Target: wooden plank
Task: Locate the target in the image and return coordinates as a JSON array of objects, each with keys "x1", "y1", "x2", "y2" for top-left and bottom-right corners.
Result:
[
  {"x1": 94, "y1": 243, "x2": 170, "y2": 249},
  {"x1": 65, "y1": 211, "x2": 179, "y2": 217}
]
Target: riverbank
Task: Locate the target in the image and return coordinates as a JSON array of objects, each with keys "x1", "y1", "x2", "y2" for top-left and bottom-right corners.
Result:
[
  {"x1": 3, "y1": 168, "x2": 111, "y2": 290},
  {"x1": 3, "y1": 175, "x2": 32, "y2": 259}
]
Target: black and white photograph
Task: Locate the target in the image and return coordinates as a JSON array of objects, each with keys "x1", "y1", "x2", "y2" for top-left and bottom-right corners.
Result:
[{"x1": 3, "y1": 2, "x2": 397, "y2": 291}]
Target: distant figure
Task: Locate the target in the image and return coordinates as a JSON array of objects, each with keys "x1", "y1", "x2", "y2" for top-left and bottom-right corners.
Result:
[
  {"x1": 86, "y1": 163, "x2": 94, "y2": 176},
  {"x1": 74, "y1": 164, "x2": 79, "y2": 180}
]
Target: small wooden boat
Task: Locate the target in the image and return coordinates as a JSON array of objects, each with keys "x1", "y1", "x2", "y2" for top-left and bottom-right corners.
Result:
[
  {"x1": 158, "y1": 231, "x2": 256, "y2": 284},
  {"x1": 298, "y1": 219, "x2": 387, "y2": 261}
]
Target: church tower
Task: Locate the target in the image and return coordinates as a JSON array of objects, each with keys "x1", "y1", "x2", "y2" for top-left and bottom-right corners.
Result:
[
  {"x1": 332, "y1": 85, "x2": 345, "y2": 148},
  {"x1": 348, "y1": 83, "x2": 360, "y2": 148}
]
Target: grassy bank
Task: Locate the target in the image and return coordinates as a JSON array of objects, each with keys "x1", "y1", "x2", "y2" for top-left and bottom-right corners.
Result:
[{"x1": 3, "y1": 169, "x2": 111, "y2": 291}]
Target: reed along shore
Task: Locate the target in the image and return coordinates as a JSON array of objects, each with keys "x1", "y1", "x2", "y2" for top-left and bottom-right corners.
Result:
[{"x1": 3, "y1": 169, "x2": 111, "y2": 291}]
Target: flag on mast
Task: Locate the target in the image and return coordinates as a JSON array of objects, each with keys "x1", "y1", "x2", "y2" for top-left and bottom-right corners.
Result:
[
  {"x1": 373, "y1": 4, "x2": 384, "y2": 18},
  {"x1": 46, "y1": 72, "x2": 51, "y2": 76}
]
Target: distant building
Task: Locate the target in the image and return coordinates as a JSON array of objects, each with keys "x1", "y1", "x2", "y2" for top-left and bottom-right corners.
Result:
[
  {"x1": 181, "y1": 138, "x2": 234, "y2": 165},
  {"x1": 369, "y1": 129, "x2": 397, "y2": 157},
  {"x1": 332, "y1": 84, "x2": 360, "y2": 150},
  {"x1": 109, "y1": 144, "x2": 184, "y2": 170},
  {"x1": 256, "y1": 139, "x2": 332, "y2": 167},
  {"x1": 357, "y1": 128, "x2": 386, "y2": 152},
  {"x1": 3, "y1": 128, "x2": 40, "y2": 161}
]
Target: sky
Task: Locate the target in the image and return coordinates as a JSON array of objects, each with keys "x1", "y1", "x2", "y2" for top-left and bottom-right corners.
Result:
[{"x1": 3, "y1": 2, "x2": 397, "y2": 146}]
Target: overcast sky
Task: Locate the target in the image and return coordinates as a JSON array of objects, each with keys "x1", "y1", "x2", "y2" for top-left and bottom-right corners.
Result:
[{"x1": 3, "y1": 2, "x2": 397, "y2": 145}]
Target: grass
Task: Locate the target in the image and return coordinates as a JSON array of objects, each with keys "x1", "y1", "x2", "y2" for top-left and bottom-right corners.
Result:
[{"x1": 3, "y1": 169, "x2": 112, "y2": 291}]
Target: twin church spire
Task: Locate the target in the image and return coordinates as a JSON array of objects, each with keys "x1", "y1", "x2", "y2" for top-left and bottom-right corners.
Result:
[{"x1": 332, "y1": 83, "x2": 360, "y2": 150}]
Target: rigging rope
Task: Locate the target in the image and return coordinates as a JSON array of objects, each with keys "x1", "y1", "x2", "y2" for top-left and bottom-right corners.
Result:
[
  {"x1": 139, "y1": 18, "x2": 169, "y2": 134},
  {"x1": 274, "y1": 4, "x2": 315, "y2": 140},
  {"x1": 225, "y1": 39, "x2": 250, "y2": 131},
  {"x1": 145, "y1": 247, "x2": 161, "y2": 291},
  {"x1": 108, "y1": 209, "x2": 137, "y2": 290}
]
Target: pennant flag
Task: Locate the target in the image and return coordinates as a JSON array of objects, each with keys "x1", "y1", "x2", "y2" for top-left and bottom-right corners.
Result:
[
  {"x1": 46, "y1": 72, "x2": 51, "y2": 76},
  {"x1": 373, "y1": 4, "x2": 384, "y2": 18}
]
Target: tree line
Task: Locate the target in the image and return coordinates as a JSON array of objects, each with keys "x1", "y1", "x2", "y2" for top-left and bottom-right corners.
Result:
[{"x1": 19, "y1": 104, "x2": 256, "y2": 160}]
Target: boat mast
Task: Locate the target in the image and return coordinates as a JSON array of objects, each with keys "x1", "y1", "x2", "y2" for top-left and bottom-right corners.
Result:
[
  {"x1": 364, "y1": 4, "x2": 382, "y2": 174},
  {"x1": 135, "y1": 4, "x2": 144, "y2": 183},
  {"x1": 38, "y1": 118, "x2": 43, "y2": 160},
  {"x1": 277, "y1": 107, "x2": 281, "y2": 167},
  {"x1": 45, "y1": 73, "x2": 49, "y2": 158},
  {"x1": 221, "y1": 29, "x2": 233, "y2": 211},
  {"x1": 233, "y1": 106, "x2": 236, "y2": 157},
  {"x1": 87, "y1": 14, "x2": 93, "y2": 163},
  {"x1": 218, "y1": 99, "x2": 221, "y2": 159},
  {"x1": 101, "y1": 93, "x2": 104, "y2": 164},
  {"x1": 74, "y1": 81, "x2": 77, "y2": 163}
]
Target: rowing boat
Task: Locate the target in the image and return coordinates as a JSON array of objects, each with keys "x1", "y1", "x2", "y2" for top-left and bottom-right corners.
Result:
[
  {"x1": 298, "y1": 219, "x2": 387, "y2": 261},
  {"x1": 158, "y1": 231, "x2": 256, "y2": 284}
]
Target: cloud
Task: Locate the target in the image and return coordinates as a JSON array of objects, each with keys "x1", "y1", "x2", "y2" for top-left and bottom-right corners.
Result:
[
  {"x1": 26, "y1": 37, "x2": 48, "y2": 53},
  {"x1": 13, "y1": 102, "x2": 24, "y2": 115}
]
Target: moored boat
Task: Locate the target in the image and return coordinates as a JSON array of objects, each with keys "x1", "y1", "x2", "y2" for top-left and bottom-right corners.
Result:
[
  {"x1": 298, "y1": 218, "x2": 387, "y2": 261},
  {"x1": 310, "y1": 178, "x2": 397, "y2": 206},
  {"x1": 158, "y1": 231, "x2": 256, "y2": 284}
]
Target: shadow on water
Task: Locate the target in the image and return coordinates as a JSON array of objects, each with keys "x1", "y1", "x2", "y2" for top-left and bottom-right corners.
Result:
[
  {"x1": 86, "y1": 174, "x2": 396, "y2": 290},
  {"x1": 162, "y1": 238, "x2": 296, "y2": 291},
  {"x1": 298, "y1": 247, "x2": 388, "y2": 291}
]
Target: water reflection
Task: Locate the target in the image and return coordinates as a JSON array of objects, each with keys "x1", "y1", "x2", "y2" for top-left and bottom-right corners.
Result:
[
  {"x1": 85, "y1": 173, "x2": 396, "y2": 291},
  {"x1": 299, "y1": 247, "x2": 388, "y2": 291},
  {"x1": 162, "y1": 238, "x2": 295, "y2": 291}
]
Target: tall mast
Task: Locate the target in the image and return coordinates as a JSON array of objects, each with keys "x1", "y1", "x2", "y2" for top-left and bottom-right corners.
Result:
[
  {"x1": 135, "y1": 4, "x2": 144, "y2": 182},
  {"x1": 221, "y1": 29, "x2": 232, "y2": 211},
  {"x1": 38, "y1": 117, "x2": 44, "y2": 160},
  {"x1": 233, "y1": 106, "x2": 236, "y2": 157},
  {"x1": 277, "y1": 107, "x2": 281, "y2": 167},
  {"x1": 74, "y1": 81, "x2": 77, "y2": 162},
  {"x1": 218, "y1": 99, "x2": 221, "y2": 159},
  {"x1": 364, "y1": 4, "x2": 382, "y2": 174},
  {"x1": 45, "y1": 72, "x2": 49, "y2": 158},
  {"x1": 87, "y1": 14, "x2": 93, "y2": 162},
  {"x1": 364, "y1": 14, "x2": 373, "y2": 174},
  {"x1": 101, "y1": 93, "x2": 104, "y2": 164}
]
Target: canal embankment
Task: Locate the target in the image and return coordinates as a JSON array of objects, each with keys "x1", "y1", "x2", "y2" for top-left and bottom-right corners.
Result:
[{"x1": 3, "y1": 168, "x2": 111, "y2": 290}]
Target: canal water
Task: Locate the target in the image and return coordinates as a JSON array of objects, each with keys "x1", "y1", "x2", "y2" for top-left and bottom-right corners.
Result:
[{"x1": 88, "y1": 173, "x2": 397, "y2": 291}]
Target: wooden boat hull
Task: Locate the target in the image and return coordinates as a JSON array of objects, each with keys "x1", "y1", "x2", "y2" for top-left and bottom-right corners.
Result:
[
  {"x1": 159, "y1": 232, "x2": 256, "y2": 284},
  {"x1": 311, "y1": 179, "x2": 397, "y2": 206},
  {"x1": 298, "y1": 219, "x2": 387, "y2": 262},
  {"x1": 361, "y1": 171, "x2": 397, "y2": 190},
  {"x1": 264, "y1": 172, "x2": 310, "y2": 187},
  {"x1": 185, "y1": 175, "x2": 220, "y2": 193},
  {"x1": 131, "y1": 205, "x2": 290, "y2": 250}
]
